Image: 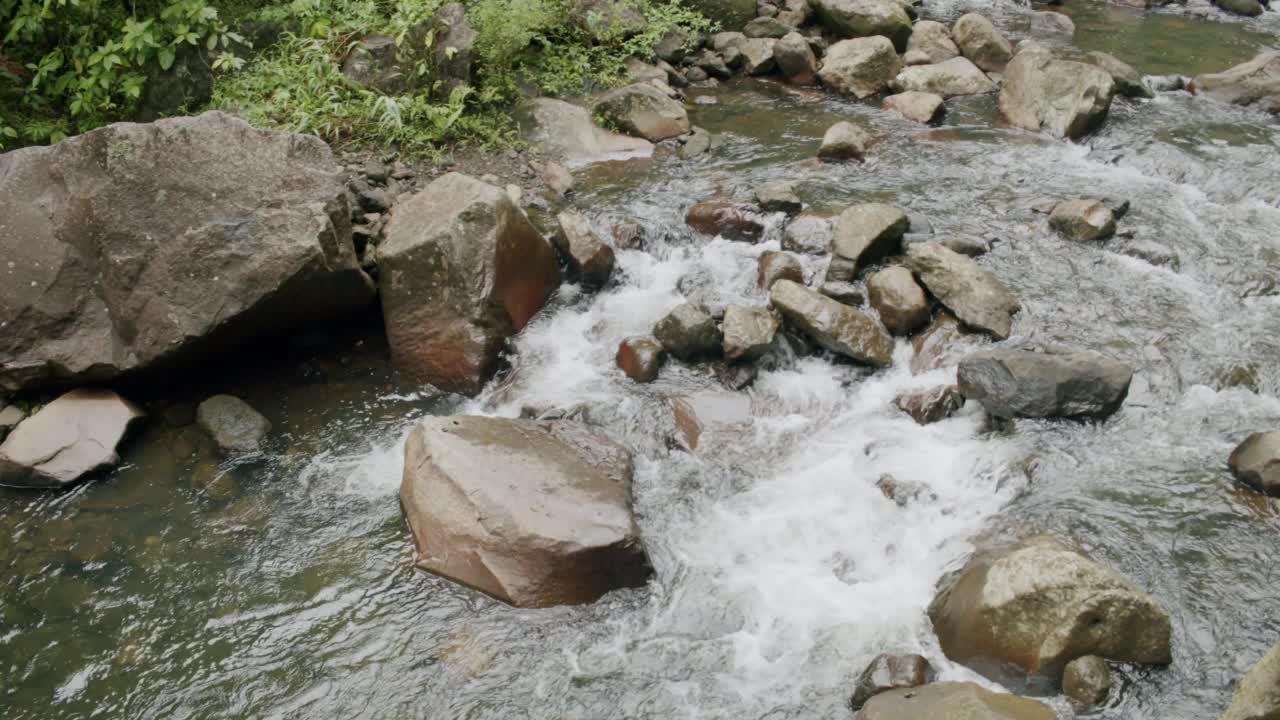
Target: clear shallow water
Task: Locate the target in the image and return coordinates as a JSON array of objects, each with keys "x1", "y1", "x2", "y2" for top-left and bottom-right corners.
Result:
[{"x1": 5, "y1": 5, "x2": 1280, "y2": 718}]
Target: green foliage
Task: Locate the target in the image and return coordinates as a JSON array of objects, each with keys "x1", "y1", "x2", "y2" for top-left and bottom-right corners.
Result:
[
  {"x1": 0, "y1": 0, "x2": 245, "y2": 147},
  {"x1": 3, "y1": 0, "x2": 712, "y2": 155}
]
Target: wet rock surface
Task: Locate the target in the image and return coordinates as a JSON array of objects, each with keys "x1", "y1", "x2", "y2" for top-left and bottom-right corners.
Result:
[
  {"x1": 867, "y1": 266, "x2": 930, "y2": 335},
  {"x1": 832, "y1": 204, "x2": 910, "y2": 272},
  {"x1": 379, "y1": 172, "x2": 560, "y2": 395},
  {"x1": 999, "y1": 48, "x2": 1116, "y2": 139},
  {"x1": 1050, "y1": 199, "x2": 1118, "y2": 241},
  {"x1": 894, "y1": 385, "x2": 964, "y2": 424},
  {"x1": 818, "y1": 121, "x2": 877, "y2": 162},
  {"x1": 891, "y1": 56, "x2": 998, "y2": 98},
  {"x1": 929, "y1": 536, "x2": 1172, "y2": 682},
  {"x1": 850, "y1": 653, "x2": 934, "y2": 709},
  {"x1": 1062, "y1": 655, "x2": 1112, "y2": 706},
  {"x1": 687, "y1": 199, "x2": 767, "y2": 241},
  {"x1": 1218, "y1": 641, "x2": 1280, "y2": 720},
  {"x1": 654, "y1": 303, "x2": 724, "y2": 361},
  {"x1": 554, "y1": 211, "x2": 616, "y2": 289},
  {"x1": 616, "y1": 337, "x2": 667, "y2": 383},
  {"x1": 957, "y1": 348, "x2": 1133, "y2": 419},
  {"x1": 400, "y1": 416, "x2": 652, "y2": 607},
  {"x1": 1228, "y1": 431, "x2": 1280, "y2": 496},
  {"x1": 905, "y1": 242, "x2": 1020, "y2": 340},
  {"x1": 722, "y1": 305, "x2": 780, "y2": 361},
  {"x1": 1191, "y1": 51, "x2": 1280, "y2": 114},
  {"x1": 770, "y1": 280, "x2": 894, "y2": 367}
]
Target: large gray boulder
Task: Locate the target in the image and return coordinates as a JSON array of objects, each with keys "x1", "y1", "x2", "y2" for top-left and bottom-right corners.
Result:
[
  {"x1": 952, "y1": 13, "x2": 1013, "y2": 73},
  {"x1": 1228, "y1": 432, "x2": 1280, "y2": 497},
  {"x1": 811, "y1": 0, "x2": 912, "y2": 51},
  {"x1": 906, "y1": 20, "x2": 960, "y2": 65},
  {"x1": 770, "y1": 279, "x2": 894, "y2": 367},
  {"x1": 832, "y1": 203, "x2": 910, "y2": 272},
  {"x1": 776, "y1": 31, "x2": 818, "y2": 84},
  {"x1": 379, "y1": 173, "x2": 560, "y2": 395},
  {"x1": 522, "y1": 97, "x2": 653, "y2": 163},
  {"x1": 400, "y1": 416, "x2": 652, "y2": 607},
  {"x1": 1191, "y1": 51, "x2": 1280, "y2": 115},
  {"x1": 818, "y1": 37, "x2": 903, "y2": 99},
  {"x1": 957, "y1": 348, "x2": 1133, "y2": 419},
  {"x1": 0, "y1": 112, "x2": 375, "y2": 393},
  {"x1": 1218, "y1": 641, "x2": 1280, "y2": 720},
  {"x1": 929, "y1": 536, "x2": 1172, "y2": 682},
  {"x1": 593, "y1": 83, "x2": 691, "y2": 141},
  {"x1": 0, "y1": 389, "x2": 145, "y2": 488},
  {"x1": 1085, "y1": 51, "x2": 1153, "y2": 99},
  {"x1": 891, "y1": 57, "x2": 997, "y2": 98},
  {"x1": 904, "y1": 242, "x2": 1020, "y2": 340},
  {"x1": 999, "y1": 48, "x2": 1116, "y2": 140},
  {"x1": 856, "y1": 682, "x2": 1055, "y2": 720}
]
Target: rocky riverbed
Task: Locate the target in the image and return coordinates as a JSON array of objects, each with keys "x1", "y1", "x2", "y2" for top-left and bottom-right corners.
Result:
[{"x1": 3, "y1": 0, "x2": 1280, "y2": 718}]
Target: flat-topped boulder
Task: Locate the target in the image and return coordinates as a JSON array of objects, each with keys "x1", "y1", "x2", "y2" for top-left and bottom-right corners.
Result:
[
  {"x1": 0, "y1": 111, "x2": 375, "y2": 393},
  {"x1": 891, "y1": 57, "x2": 997, "y2": 98},
  {"x1": 0, "y1": 389, "x2": 145, "y2": 488},
  {"x1": 811, "y1": 0, "x2": 912, "y2": 50},
  {"x1": 400, "y1": 416, "x2": 652, "y2": 607},
  {"x1": 770, "y1": 280, "x2": 894, "y2": 367},
  {"x1": 906, "y1": 20, "x2": 960, "y2": 65},
  {"x1": 904, "y1": 242, "x2": 1020, "y2": 340},
  {"x1": 832, "y1": 203, "x2": 910, "y2": 272},
  {"x1": 379, "y1": 173, "x2": 560, "y2": 394},
  {"x1": 929, "y1": 536, "x2": 1171, "y2": 682},
  {"x1": 957, "y1": 348, "x2": 1133, "y2": 419}
]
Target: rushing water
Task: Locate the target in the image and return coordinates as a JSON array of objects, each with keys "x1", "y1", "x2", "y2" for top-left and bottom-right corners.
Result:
[{"x1": 4, "y1": 4, "x2": 1280, "y2": 719}]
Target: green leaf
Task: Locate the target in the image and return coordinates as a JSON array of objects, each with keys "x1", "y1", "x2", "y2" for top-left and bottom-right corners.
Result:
[{"x1": 158, "y1": 47, "x2": 175, "y2": 71}]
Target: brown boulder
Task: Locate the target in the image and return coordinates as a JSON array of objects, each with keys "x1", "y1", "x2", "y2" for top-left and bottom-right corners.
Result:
[
  {"x1": 686, "y1": 199, "x2": 766, "y2": 241},
  {"x1": 616, "y1": 337, "x2": 666, "y2": 383},
  {"x1": 904, "y1": 242, "x2": 1020, "y2": 340},
  {"x1": 758, "y1": 251, "x2": 805, "y2": 289},
  {"x1": 379, "y1": 172, "x2": 560, "y2": 394},
  {"x1": 592, "y1": 83, "x2": 691, "y2": 141},
  {"x1": 722, "y1": 305, "x2": 780, "y2": 361},
  {"x1": 401, "y1": 416, "x2": 651, "y2": 607},
  {"x1": 1228, "y1": 431, "x2": 1280, "y2": 497},
  {"x1": 554, "y1": 211, "x2": 616, "y2": 288},
  {"x1": 894, "y1": 385, "x2": 963, "y2": 424},
  {"x1": 770, "y1": 279, "x2": 894, "y2": 367},
  {"x1": 867, "y1": 266, "x2": 930, "y2": 335}
]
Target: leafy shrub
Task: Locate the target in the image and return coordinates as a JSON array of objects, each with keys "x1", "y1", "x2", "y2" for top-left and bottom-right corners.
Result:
[{"x1": 1, "y1": 0, "x2": 244, "y2": 146}]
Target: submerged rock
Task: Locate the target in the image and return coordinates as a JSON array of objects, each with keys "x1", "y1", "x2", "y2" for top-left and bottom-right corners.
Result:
[
  {"x1": 1049, "y1": 199, "x2": 1117, "y2": 241},
  {"x1": 894, "y1": 385, "x2": 964, "y2": 424},
  {"x1": 1215, "y1": 0, "x2": 1264, "y2": 16},
  {"x1": 999, "y1": 48, "x2": 1116, "y2": 139},
  {"x1": 811, "y1": 0, "x2": 912, "y2": 51},
  {"x1": 911, "y1": 311, "x2": 968, "y2": 373},
  {"x1": 929, "y1": 536, "x2": 1172, "y2": 682},
  {"x1": 686, "y1": 199, "x2": 766, "y2": 241},
  {"x1": 1218, "y1": 641, "x2": 1280, "y2": 720},
  {"x1": 1030, "y1": 11, "x2": 1075, "y2": 36},
  {"x1": 0, "y1": 112, "x2": 375, "y2": 393},
  {"x1": 906, "y1": 20, "x2": 960, "y2": 65},
  {"x1": 867, "y1": 266, "x2": 929, "y2": 335},
  {"x1": 891, "y1": 57, "x2": 998, "y2": 98},
  {"x1": 856, "y1": 682, "x2": 1055, "y2": 720},
  {"x1": 1228, "y1": 431, "x2": 1280, "y2": 497},
  {"x1": 722, "y1": 305, "x2": 780, "y2": 361},
  {"x1": 758, "y1": 251, "x2": 805, "y2": 289},
  {"x1": 654, "y1": 303, "x2": 723, "y2": 361},
  {"x1": 380, "y1": 172, "x2": 560, "y2": 395},
  {"x1": 1062, "y1": 655, "x2": 1112, "y2": 706},
  {"x1": 554, "y1": 211, "x2": 616, "y2": 289},
  {"x1": 883, "y1": 91, "x2": 945, "y2": 123},
  {"x1": 770, "y1": 280, "x2": 894, "y2": 367},
  {"x1": 1117, "y1": 239, "x2": 1179, "y2": 270},
  {"x1": 905, "y1": 242, "x2": 1020, "y2": 340},
  {"x1": 818, "y1": 121, "x2": 877, "y2": 162},
  {"x1": 400, "y1": 416, "x2": 652, "y2": 607},
  {"x1": 850, "y1": 653, "x2": 935, "y2": 709},
  {"x1": 957, "y1": 348, "x2": 1133, "y2": 419},
  {"x1": 197, "y1": 395, "x2": 270, "y2": 456},
  {"x1": 953, "y1": 13, "x2": 1013, "y2": 73},
  {"x1": 522, "y1": 97, "x2": 653, "y2": 163},
  {"x1": 820, "y1": 281, "x2": 865, "y2": 306},
  {"x1": 0, "y1": 389, "x2": 145, "y2": 488},
  {"x1": 616, "y1": 337, "x2": 666, "y2": 383},
  {"x1": 1190, "y1": 51, "x2": 1280, "y2": 115},
  {"x1": 1085, "y1": 51, "x2": 1153, "y2": 99},
  {"x1": 754, "y1": 182, "x2": 803, "y2": 214},
  {"x1": 592, "y1": 83, "x2": 691, "y2": 141},
  {"x1": 819, "y1": 37, "x2": 903, "y2": 99},
  {"x1": 832, "y1": 203, "x2": 910, "y2": 273}
]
